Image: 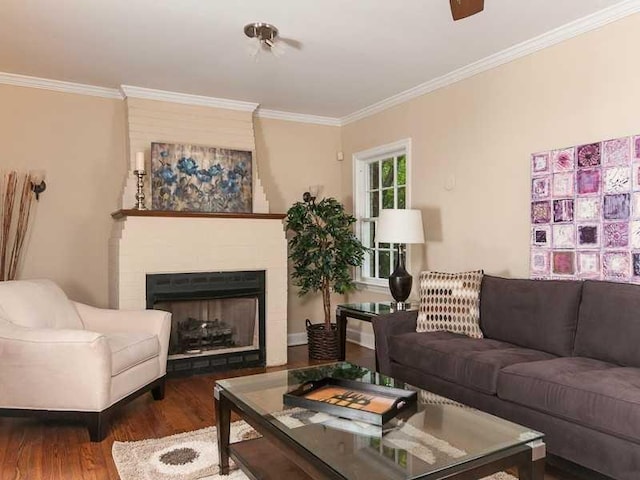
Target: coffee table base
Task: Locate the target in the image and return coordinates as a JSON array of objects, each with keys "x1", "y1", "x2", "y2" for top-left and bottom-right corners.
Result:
[{"x1": 230, "y1": 437, "x2": 313, "y2": 480}]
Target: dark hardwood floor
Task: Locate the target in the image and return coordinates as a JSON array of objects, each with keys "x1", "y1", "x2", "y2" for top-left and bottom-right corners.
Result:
[{"x1": 0, "y1": 344, "x2": 579, "y2": 480}]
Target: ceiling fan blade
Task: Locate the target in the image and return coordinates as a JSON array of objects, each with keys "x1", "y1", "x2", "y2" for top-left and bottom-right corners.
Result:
[{"x1": 450, "y1": 0, "x2": 484, "y2": 21}]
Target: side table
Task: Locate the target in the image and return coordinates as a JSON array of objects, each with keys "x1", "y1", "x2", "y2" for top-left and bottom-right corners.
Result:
[{"x1": 335, "y1": 302, "x2": 417, "y2": 371}]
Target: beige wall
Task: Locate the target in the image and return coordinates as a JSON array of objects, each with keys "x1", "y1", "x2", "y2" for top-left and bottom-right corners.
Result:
[
  {"x1": 254, "y1": 117, "x2": 343, "y2": 336},
  {"x1": 3, "y1": 12, "x2": 638, "y2": 338},
  {"x1": 341, "y1": 13, "x2": 640, "y2": 319},
  {"x1": 0, "y1": 87, "x2": 343, "y2": 336},
  {"x1": 0, "y1": 84, "x2": 126, "y2": 307}
]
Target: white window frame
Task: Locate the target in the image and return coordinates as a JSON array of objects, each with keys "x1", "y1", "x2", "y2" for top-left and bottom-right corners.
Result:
[{"x1": 353, "y1": 138, "x2": 412, "y2": 290}]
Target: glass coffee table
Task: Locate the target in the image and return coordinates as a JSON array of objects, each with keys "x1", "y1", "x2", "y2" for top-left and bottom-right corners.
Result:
[{"x1": 214, "y1": 362, "x2": 545, "y2": 480}]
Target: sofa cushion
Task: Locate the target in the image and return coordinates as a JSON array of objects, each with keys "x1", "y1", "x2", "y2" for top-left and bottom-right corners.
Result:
[
  {"x1": 498, "y1": 357, "x2": 640, "y2": 443},
  {"x1": 0, "y1": 279, "x2": 84, "y2": 330},
  {"x1": 417, "y1": 270, "x2": 483, "y2": 338},
  {"x1": 480, "y1": 275, "x2": 582, "y2": 356},
  {"x1": 107, "y1": 332, "x2": 160, "y2": 376},
  {"x1": 574, "y1": 280, "x2": 640, "y2": 367},
  {"x1": 388, "y1": 331, "x2": 556, "y2": 395}
]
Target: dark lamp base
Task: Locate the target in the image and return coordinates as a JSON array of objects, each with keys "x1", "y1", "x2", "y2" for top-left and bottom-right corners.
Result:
[{"x1": 388, "y1": 243, "x2": 412, "y2": 304}]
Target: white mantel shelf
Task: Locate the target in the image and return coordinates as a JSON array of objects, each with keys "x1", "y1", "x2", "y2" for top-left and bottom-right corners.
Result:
[{"x1": 111, "y1": 209, "x2": 286, "y2": 220}]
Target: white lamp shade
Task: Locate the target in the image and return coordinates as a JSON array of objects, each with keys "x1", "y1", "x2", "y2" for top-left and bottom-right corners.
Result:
[{"x1": 376, "y1": 209, "x2": 425, "y2": 244}]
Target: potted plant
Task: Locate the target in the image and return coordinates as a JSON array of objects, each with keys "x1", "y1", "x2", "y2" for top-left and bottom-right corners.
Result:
[{"x1": 285, "y1": 193, "x2": 366, "y2": 360}]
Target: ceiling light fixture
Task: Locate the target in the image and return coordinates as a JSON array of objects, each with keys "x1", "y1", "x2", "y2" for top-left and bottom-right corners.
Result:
[{"x1": 244, "y1": 22, "x2": 285, "y2": 58}]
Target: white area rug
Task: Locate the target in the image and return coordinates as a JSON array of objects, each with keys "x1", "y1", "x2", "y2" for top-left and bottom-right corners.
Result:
[{"x1": 112, "y1": 420, "x2": 519, "y2": 480}]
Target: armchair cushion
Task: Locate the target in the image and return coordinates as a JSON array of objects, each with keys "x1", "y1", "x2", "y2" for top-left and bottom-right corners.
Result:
[
  {"x1": 107, "y1": 332, "x2": 160, "y2": 376},
  {"x1": 0, "y1": 279, "x2": 83, "y2": 330}
]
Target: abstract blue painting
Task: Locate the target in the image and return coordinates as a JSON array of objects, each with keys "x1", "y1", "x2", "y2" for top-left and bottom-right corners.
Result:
[{"x1": 151, "y1": 142, "x2": 252, "y2": 213}]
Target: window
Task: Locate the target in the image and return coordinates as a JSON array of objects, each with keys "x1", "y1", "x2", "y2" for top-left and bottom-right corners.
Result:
[{"x1": 353, "y1": 139, "x2": 411, "y2": 287}]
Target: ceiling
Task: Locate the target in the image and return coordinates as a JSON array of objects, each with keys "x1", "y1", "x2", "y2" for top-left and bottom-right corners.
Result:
[{"x1": 0, "y1": 0, "x2": 631, "y2": 118}]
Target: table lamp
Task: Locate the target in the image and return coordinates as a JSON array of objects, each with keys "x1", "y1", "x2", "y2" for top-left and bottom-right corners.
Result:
[{"x1": 376, "y1": 209, "x2": 425, "y2": 309}]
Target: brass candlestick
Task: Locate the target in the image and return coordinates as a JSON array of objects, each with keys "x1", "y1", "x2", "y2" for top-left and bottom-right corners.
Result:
[{"x1": 134, "y1": 170, "x2": 147, "y2": 210}]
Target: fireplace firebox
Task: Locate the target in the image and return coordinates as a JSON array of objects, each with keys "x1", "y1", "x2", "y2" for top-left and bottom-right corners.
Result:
[{"x1": 146, "y1": 270, "x2": 266, "y2": 376}]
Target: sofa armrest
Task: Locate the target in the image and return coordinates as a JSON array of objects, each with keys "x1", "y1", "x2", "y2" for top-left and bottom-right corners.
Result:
[
  {"x1": 73, "y1": 302, "x2": 172, "y2": 376},
  {"x1": 0, "y1": 321, "x2": 112, "y2": 411},
  {"x1": 372, "y1": 310, "x2": 418, "y2": 375}
]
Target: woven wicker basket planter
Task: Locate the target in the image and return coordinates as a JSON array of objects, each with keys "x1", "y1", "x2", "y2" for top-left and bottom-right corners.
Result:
[{"x1": 305, "y1": 319, "x2": 339, "y2": 360}]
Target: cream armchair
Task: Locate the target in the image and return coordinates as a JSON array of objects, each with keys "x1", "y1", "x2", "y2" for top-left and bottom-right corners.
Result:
[{"x1": 0, "y1": 279, "x2": 171, "y2": 441}]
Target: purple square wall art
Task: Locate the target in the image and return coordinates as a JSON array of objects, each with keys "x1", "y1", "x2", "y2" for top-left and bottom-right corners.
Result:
[
  {"x1": 532, "y1": 201, "x2": 551, "y2": 224},
  {"x1": 577, "y1": 169, "x2": 601, "y2": 195},
  {"x1": 553, "y1": 173, "x2": 574, "y2": 197},
  {"x1": 603, "y1": 252, "x2": 630, "y2": 279},
  {"x1": 633, "y1": 253, "x2": 640, "y2": 277},
  {"x1": 577, "y1": 252, "x2": 600, "y2": 277},
  {"x1": 552, "y1": 148, "x2": 575, "y2": 172},
  {"x1": 552, "y1": 251, "x2": 575, "y2": 275},
  {"x1": 532, "y1": 225, "x2": 551, "y2": 247},
  {"x1": 603, "y1": 137, "x2": 631, "y2": 166},
  {"x1": 603, "y1": 222, "x2": 628, "y2": 248},
  {"x1": 532, "y1": 177, "x2": 551, "y2": 200},
  {"x1": 531, "y1": 133, "x2": 639, "y2": 282},
  {"x1": 575, "y1": 197, "x2": 600, "y2": 221},
  {"x1": 532, "y1": 152, "x2": 550, "y2": 176},
  {"x1": 632, "y1": 165, "x2": 640, "y2": 191},
  {"x1": 577, "y1": 143, "x2": 601, "y2": 168},
  {"x1": 603, "y1": 194, "x2": 630, "y2": 220},
  {"x1": 531, "y1": 250, "x2": 550, "y2": 276},
  {"x1": 630, "y1": 221, "x2": 640, "y2": 249},
  {"x1": 577, "y1": 225, "x2": 599, "y2": 248},
  {"x1": 553, "y1": 199, "x2": 574, "y2": 223},
  {"x1": 604, "y1": 167, "x2": 631, "y2": 194}
]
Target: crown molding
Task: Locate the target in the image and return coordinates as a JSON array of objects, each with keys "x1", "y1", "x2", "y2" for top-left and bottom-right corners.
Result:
[
  {"x1": 0, "y1": 71, "x2": 122, "y2": 99},
  {"x1": 340, "y1": 0, "x2": 640, "y2": 125},
  {"x1": 2, "y1": 1, "x2": 638, "y2": 125},
  {"x1": 120, "y1": 85, "x2": 259, "y2": 112},
  {"x1": 255, "y1": 108, "x2": 341, "y2": 126}
]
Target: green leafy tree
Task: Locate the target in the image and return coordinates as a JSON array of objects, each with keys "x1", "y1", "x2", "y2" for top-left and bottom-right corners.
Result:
[{"x1": 286, "y1": 197, "x2": 366, "y2": 328}]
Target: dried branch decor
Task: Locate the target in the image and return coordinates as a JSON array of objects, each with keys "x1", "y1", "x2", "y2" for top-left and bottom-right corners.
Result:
[{"x1": 0, "y1": 171, "x2": 34, "y2": 281}]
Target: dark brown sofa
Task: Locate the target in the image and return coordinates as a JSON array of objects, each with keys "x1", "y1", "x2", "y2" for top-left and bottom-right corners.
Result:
[{"x1": 372, "y1": 275, "x2": 640, "y2": 480}]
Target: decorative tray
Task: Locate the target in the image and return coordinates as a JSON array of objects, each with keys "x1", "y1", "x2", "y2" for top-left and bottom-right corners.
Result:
[{"x1": 283, "y1": 377, "x2": 417, "y2": 425}]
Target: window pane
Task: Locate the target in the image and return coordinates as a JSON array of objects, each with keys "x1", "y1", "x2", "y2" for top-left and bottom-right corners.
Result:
[
  {"x1": 369, "y1": 162, "x2": 379, "y2": 189},
  {"x1": 370, "y1": 191, "x2": 379, "y2": 217},
  {"x1": 381, "y1": 158, "x2": 394, "y2": 188},
  {"x1": 382, "y1": 188, "x2": 395, "y2": 209},
  {"x1": 364, "y1": 250, "x2": 374, "y2": 277},
  {"x1": 378, "y1": 250, "x2": 391, "y2": 278},
  {"x1": 397, "y1": 155, "x2": 406, "y2": 185},
  {"x1": 398, "y1": 186, "x2": 406, "y2": 208}
]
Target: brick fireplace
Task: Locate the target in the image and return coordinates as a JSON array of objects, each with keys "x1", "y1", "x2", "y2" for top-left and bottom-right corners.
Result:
[
  {"x1": 109, "y1": 210, "x2": 288, "y2": 368},
  {"x1": 109, "y1": 95, "x2": 288, "y2": 368}
]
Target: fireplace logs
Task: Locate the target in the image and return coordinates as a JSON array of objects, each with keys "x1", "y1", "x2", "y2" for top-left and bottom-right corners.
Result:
[{"x1": 177, "y1": 317, "x2": 234, "y2": 353}]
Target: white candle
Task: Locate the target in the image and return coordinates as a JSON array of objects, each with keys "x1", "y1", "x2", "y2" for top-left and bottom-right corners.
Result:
[{"x1": 135, "y1": 152, "x2": 145, "y2": 172}]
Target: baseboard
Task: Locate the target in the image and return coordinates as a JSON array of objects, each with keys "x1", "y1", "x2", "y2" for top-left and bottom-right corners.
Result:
[
  {"x1": 346, "y1": 327, "x2": 375, "y2": 350},
  {"x1": 287, "y1": 332, "x2": 307, "y2": 346}
]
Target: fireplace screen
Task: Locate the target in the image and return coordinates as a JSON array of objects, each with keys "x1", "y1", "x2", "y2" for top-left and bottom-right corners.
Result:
[
  {"x1": 155, "y1": 297, "x2": 258, "y2": 356},
  {"x1": 146, "y1": 270, "x2": 265, "y2": 372}
]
